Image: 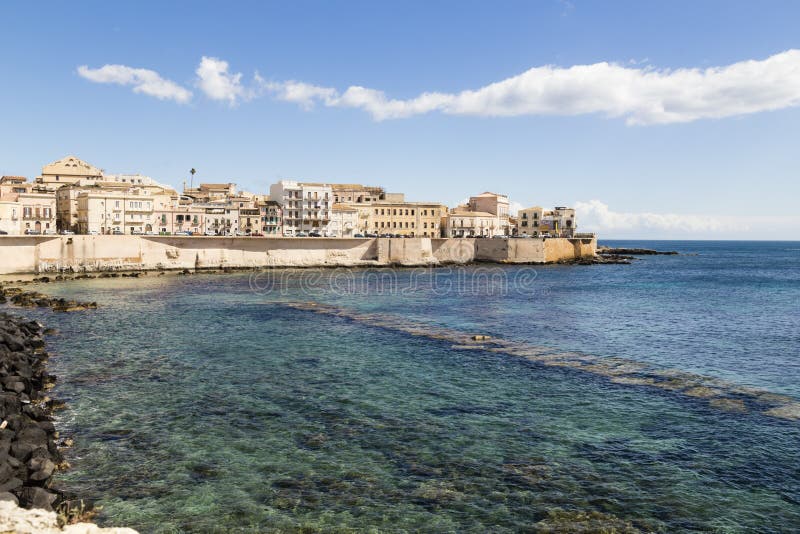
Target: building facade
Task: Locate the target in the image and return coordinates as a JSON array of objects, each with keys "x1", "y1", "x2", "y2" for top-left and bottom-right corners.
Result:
[
  {"x1": 516, "y1": 206, "x2": 577, "y2": 237},
  {"x1": 269, "y1": 180, "x2": 333, "y2": 235},
  {"x1": 330, "y1": 204, "x2": 359, "y2": 237},
  {"x1": 366, "y1": 201, "x2": 446, "y2": 237},
  {"x1": 0, "y1": 176, "x2": 57, "y2": 235}
]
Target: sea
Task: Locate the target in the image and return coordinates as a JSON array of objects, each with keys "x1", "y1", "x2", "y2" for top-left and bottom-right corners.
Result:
[{"x1": 11, "y1": 240, "x2": 800, "y2": 533}]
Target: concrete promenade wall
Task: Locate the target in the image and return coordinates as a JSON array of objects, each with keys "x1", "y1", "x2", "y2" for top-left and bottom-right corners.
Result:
[{"x1": 0, "y1": 235, "x2": 596, "y2": 274}]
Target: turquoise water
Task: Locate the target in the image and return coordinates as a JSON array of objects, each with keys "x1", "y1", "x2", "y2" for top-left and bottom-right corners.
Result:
[{"x1": 10, "y1": 241, "x2": 800, "y2": 532}]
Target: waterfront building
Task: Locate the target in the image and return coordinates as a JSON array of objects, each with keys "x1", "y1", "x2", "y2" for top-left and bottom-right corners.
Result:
[
  {"x1": 463, "y1": 192, "x2": 511, "y2": 236},
  {"x1": 330, "y1": 203, "x2": 359, "y2": 237},
  {"x1": 516, "y1": 206, "x2": 577, "y2": 237},
  {"x1": 332, "y1": 184, "x2": 386, "y2": 204},
  {"x1": 259, "y1": 200, "x2": 283, "y2": 236},
  {"x1": 366, "y1": 200, "x2": 447, "y2": 237},
  {"x1": 269, "y1": 180, "x2": 333, "y2": 236},
  {"x1": 239, "y1": 206, "x2": 262, "y2": 235},
  {"x1": 516, "y1": 206, "x2": 544, "y2": 236},
  {"x1": 445, "y1": 207, "x2": 500, "y2": 237},
  {"x1": 0, "y1": 176, "x2": 57, "y2": 235},
  {"x1": 76, "y1": 186, "x2": 172, "y2": 235}
]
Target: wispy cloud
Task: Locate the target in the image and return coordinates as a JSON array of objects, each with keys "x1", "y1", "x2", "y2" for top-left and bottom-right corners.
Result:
[
  {"x1": 265, "y1": 49, "x2": 800, "y2": 124},
  {"x1": 78, "y1": 50, "x2": 800, "y2": 124},
  {"x1": 77, "y1": 64, "x2": 192, "y2": 103}
]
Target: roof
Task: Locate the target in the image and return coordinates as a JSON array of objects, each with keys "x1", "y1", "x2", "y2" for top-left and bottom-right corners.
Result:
[
  {"x1": 331, "y1": 183, "x2": 384, "y2": 191},
  {"x1": 449, "y1": 209, "x2": 496, "y2": 217},
  {"x1": 0, "y1": 176, "x2": 27, "y2": 183},
  {"x1": 42, "y1": 155, "x2": 102, "y2": 177},
  {"x1": 472, "y1": 191, "x2": 506, "y2": 198},
  {"x1": 332, "y1": 203, "x2": 358, "y2": 211}
]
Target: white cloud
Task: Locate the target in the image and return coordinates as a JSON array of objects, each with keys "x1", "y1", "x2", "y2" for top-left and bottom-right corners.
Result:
[
  {"x1": 575, "y1": 200, "x2": 800, "y2": 239},
  {"x1": 195, "y1": 56, "x2": 247, "y2": 106},
  {"x1": 264, "y1": 49, "x2": 800, "y2": 124},
  {"x1": 574, "y1": 200, "x2": 734, "y2": 234},
  {"x1": 79, "y1": 50, "x2": 800, "y2": 124},
  {"x1": 77, "y1": 64, "x2": 192, "y2": 103}
]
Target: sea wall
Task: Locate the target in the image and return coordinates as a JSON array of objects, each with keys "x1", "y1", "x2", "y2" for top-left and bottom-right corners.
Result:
[{"x1": 0, "y1": 236, "x2": 596, "y2": 274}]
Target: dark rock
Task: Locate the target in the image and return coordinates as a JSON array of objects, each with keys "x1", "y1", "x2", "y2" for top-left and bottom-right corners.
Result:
[
  {"x1": 0, "y1": 477, "x2": 23, "y2": 493},
  {"x1": 17, "y1": 486, "x2": 57, "y2": 511}
]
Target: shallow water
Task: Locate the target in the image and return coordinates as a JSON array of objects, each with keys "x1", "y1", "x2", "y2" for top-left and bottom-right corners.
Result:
[{"x1": 8, "y1": 240, "x2": 800, "y2": 532}]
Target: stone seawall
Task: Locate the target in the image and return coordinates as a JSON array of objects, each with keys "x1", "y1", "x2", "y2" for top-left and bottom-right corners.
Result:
[{"x1": 0, "y1": 236, "x2": 596, "y2": 274}]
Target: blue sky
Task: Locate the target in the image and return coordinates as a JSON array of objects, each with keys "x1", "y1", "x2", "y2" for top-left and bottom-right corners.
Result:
[{"x1": 1, "y1": 0, "x2": 799, "y2": 238}]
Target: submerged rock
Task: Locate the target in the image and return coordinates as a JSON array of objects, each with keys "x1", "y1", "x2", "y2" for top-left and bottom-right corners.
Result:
[{"x1": 534, "y1": 508, "x2": 640, "y2": 533}]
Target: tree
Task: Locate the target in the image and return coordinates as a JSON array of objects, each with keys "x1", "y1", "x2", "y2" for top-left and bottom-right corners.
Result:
[{"x1": 190, "y1": 168, "x2": 196, "y2": 189}]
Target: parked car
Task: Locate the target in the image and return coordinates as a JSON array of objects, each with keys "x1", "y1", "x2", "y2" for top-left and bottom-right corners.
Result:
[
  {"x1": 353, "y1": 233, "x2": 365, "y2": 238},
  {"x1": 24, "y1": 229, "x2": 41, "y2": 235},
  {"x1": 204, "y1": 230, "x2": 217, "y2": 236},
  {"x1": 364, "y1": 232, "x2": 378, "y2": 238},
  {"x1": 540, "y1": 233, "x2": 552, "y2": 238},
  {"x1": 144, "y1": 231, "x2": 156, "y2": 235},
  {"x1": 296, "y1": 231, "x2": 308, "y2": 237},
  {"x1": 59, "y1": 230, "x2": 75, "y2": 235},
  {"x1": 131, "y1": 230, "x2": 143, "y2": 235},
  {"x1": 0, "y1": 230, "x2": 8, "y2": 235},
  {"x1": 309, "y1": 231, "x2": 322, "y2": 237},
  {"x1": 88, "y1": 230, "x2": 99, "y2": 235},
  {"x1": 174, "y1": 231, "x2": 190, "y2": 236},
  {"x1": 112, "y1": 229, "x2": 124, "y2": 235}
]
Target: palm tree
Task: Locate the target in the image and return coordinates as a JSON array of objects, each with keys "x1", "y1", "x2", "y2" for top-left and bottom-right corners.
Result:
[{"x1": 190, "y1": 168, "x2": 196, "y2": 190}]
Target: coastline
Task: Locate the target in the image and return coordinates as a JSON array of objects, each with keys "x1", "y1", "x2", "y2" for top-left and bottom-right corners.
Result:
[
  {"x1": 0, "y1": 235, "x2": 597, "y2": 275},
  {"x1": 0, "y1": 306, "x2": 136, "y2": 532}
]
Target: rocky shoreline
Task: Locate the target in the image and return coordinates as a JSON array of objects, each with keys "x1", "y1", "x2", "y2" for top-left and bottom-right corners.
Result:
[
  {"x1": 0, "y1": 304, "x2": 138, "y2": 532},
  {"x1": 0, "y1": 312, "x2": 72, "y2": 511},
  {"x1": 597, "y1": 246, "x2": 679, "y2": 256}
]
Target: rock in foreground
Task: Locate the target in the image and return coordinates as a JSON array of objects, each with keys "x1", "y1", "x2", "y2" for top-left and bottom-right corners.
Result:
[{"x1": 0, "y1": 500, "x2": 138, "y2": 534}]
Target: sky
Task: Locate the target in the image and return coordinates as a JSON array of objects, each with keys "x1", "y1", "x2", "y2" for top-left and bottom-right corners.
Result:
[{"x1": 1, "y1": 0, "x2": 799, "y2": 239}]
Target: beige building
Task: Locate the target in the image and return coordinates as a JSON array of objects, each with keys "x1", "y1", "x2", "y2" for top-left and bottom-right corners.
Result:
[
  {"x1": 445, "y1": 208, "x2": 499, "y2": 238},
  {"x1": 332, "y1": 184, "x2": 386, "y2": 204},
  {"x1": 36, "y1": 155, "x2": 103, "y2": 189},
  {"x1": 463, "y1": 192, "x2": 511, "y2": 236},
  {"x1": 330, "y1": 203, "x2": 359, "y2": 237},
  {"x1": 366, "y1": 201, "x2": 446, "y2": 237},
  {"x1": 183, "y1": 183, "x2": 238, "y2": 202},
  {"x1": 516, "y1": 206, "x2": 544, "y2": 236},
  {"x1": 0, "y1": 176, "x2": 57, "y2": 234},
  {"x1": 516, "y1": 206, "x2": 577, "y2": 237},
  {"x1": 76, "y1": 186, "x2": 173, "y2": 235}
]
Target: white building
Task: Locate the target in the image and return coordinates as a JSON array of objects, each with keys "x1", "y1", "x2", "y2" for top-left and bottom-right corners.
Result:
[{"x1": 269, "y1": 180, "x2": 333, "y2": 235}]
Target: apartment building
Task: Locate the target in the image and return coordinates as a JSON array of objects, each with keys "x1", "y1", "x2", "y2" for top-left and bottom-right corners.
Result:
[
  {"x1": 76, "y1": 187, "x2": 171, "y2": 235},
  {"x1": 269, "y1": 180, "x2": 333, "y2": 235},
  {"x1": 259, "y1": 200, "x2": 283, "y2": 236},
  {"x1": 330, "y1": 204, "x2": 359, "y2": 237},
  {"x1": 366, "y1": 201, "x2": 447, "y2": 237},
  {"x1": 332, "y1": 184, "x2": 386, "y2": 204},
  {"x1": 0, "y1": 176, "x2": 57, "y2": 235},
  {"x1": 445, "y1": 208, "x2": 500, "y2": 238},
  {"x1": 516, "y1": 206, "x2": 577, "y2": 237}
]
